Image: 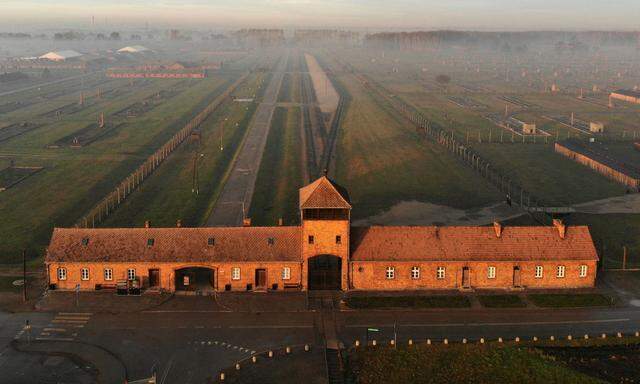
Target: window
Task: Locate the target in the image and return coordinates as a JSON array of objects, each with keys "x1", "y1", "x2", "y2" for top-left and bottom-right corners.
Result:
[
  {"x1": 487, "y1": 266, "x2": 496, "y2": 279},
  {"x1": 57, "y1": 267, "x2": 67, "y2": 281},
  {"x1": 556, "y1": 265, "x2": 565, "y2": 278},
  {"x1": 308, "y1": 235, "x2": 314, "y2": 244},
  {"x1": 207, "y1": 237, "x2": 215, "y2": 246},
  {"x1": 411, "y1": 266, "x2": 420, "y2": 279},
  {"x1": 579, "y1": 265, "x2": 588, "y2": 278},
  {"x1": 232, "y1": 267, "x2": 241, "y2": 280},
  {"x1": 104, "y1": 268, "x2": 113, "y2": 281},
  {"x1": 282, "y1": 267, "x2": 291, "y2": 280},
  {"x1": 147, "y1": 238, "x2": 154, "y2": 246},
  {"x1": 81, "y1": 268, "x2": 89, "y2": 281},
  {"x1": 535, "y1": 265, "x2": 543, "y2": 279},
  {"x1": 336, "y1": 235, "x2": 342, "y2": 244},
  {"x1": 127, "y1": 268, "x2": 136, "y2": 280},
  {"x1": 81, "y1": 237, "x2": 89, "y2": 246},
  {"x1": 267, "y1": 237, "x2": 274, "y2": 245},
  {"x1": 436, "y1": 267, "x2": 446, "y2": 280},
  {"x1": 385, "y1": 267, "x2": 395, "y2": 279}
]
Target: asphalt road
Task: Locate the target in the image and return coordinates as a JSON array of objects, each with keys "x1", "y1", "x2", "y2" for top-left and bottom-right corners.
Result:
[
  {"x1": 207, "y1": 52, "x2": 289, "y2": 227},
  {"x1": 3, "y1": 298, "x2": 640, "y2": 383}
]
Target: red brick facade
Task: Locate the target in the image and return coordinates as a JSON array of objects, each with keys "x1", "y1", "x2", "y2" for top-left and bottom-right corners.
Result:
[{"x1": 46, "y1": 177, "x2": 599, "y2": 292}]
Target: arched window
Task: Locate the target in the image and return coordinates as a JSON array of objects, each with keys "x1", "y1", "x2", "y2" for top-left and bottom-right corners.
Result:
[
  {"x1": 57, "y1": 267, "x2": 67, "y2": 281},
  {"x1": 411, "y1": 266, "x2": 420, "y2": 279}
]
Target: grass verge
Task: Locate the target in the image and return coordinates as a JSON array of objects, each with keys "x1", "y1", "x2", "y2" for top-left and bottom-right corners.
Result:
[
  {"x1": 528, "y1": 293, "x2": 614, "y2": 308},
  {"x1": 478, "y1": 295, "x2": 526, "y2": 308},
  {"x1": 345, "y1": 295, "x2": 470, "y2": 309}
]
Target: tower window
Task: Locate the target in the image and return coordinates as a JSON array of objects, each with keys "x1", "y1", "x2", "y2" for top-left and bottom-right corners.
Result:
[
  {"x1": 308, "y1": 235, "x2": 314, "y2": 244},
  {"x1": 268, "y1": 237, "x2": 275, "y2": 245},
  {"x1": 335, "y1": 235, "x2": 342, "y2": 244},
  {"x1": 208, "y1": 237, "x2": 215, "y2": 246},
  {"x1": 385, "y1": 267, "x2": 395, "y2": 279},
  {"x1": 147, "y1": 238, "x2": 154, "y2": 246}
]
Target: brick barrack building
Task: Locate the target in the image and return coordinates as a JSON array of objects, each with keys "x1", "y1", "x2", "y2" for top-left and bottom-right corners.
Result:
[{"x1": 46, "y1": 177, "x2": 598, "y2": 292}]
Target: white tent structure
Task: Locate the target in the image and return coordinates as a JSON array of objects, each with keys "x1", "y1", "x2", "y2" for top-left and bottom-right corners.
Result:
[
  {"x1": 117, "y1": 45, "x2": 150, "y2": 54},
  {"x1": 39, "y1": 50, "x2": 83, "y2": 61}
]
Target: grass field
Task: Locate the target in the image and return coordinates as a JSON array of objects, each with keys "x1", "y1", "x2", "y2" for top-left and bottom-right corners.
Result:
[
  {"x1": 249, "y1": 106, "x2": 304, "y2": 226},
  {"x1": 346, "y1": 344, "x2": 602, "y2": 384},
  {"x1": 478, "y1": 295, "x2": 526, "y2": 308},
  {"x1": 344, "y1": 295, "x2": 471, "y2": 309},
  {"x1": 330, "y1": 69, "x2": 502, "y2": 219},
  {"x1": 0, "y1": 69, "x2": 251, "y2": 262},
  {"x1": 528, "y1": 293, "x2": 614, "y2": 308}
]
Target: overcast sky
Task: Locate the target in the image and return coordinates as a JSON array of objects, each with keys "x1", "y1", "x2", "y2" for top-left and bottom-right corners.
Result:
[{"x1": 3, "y1": 0, "x2": 640, "y2": 30}]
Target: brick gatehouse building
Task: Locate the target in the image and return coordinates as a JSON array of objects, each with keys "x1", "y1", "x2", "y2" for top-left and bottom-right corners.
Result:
[{"x1": 46, "y1": 176, "x2": 598, "y2": 292}]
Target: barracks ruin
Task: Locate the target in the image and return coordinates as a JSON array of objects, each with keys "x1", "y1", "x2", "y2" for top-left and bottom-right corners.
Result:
[{"x1": 45, "y1": 176, "x2": 598, "y2": 292}]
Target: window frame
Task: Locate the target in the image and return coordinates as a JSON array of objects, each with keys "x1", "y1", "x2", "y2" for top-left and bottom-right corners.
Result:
[
  {"x1": 579, "y1": 265, "x2": 588, "y2": 278},
  {"x1": 57, "y1": 267, "x2": 67, "y2": 281},
  {"x1": 535, "y1": 265, "x2": 543, "y2": 279},
  {"x1": 80, "y1": 267, "x2": 90, "y2": 281},
  {"x1": 487, "y1": 266, "x2": 496, "y2": 279},
  {"x1": 308, "y1": 235, "x2": 314, "y2": 244},
  {"x1": 556, "y1": 265, "x2": 566, "y2": 278},
  {"x1": 127, "y1": 268, "x2": 136, "y2": 281},
  {"x1": 231, "y1": 267, "x2": 241, "y2": 280},
  {"x1": 207, "y1": 237, "x2": 215, "y2": 246},
  {"x1": 385, "y1": 266, "x2": 395, "y2": 280},
  {"x1": 436, "y1": 266, "x2": 446, "y2": 280},
  {"x1": 104, "y1": 268, "x2": 113, "y2": 281},
  {"x1": 410, "y1": 266, "x2": 420, "y2": 280},
  {"x1": 282, "y1": 267, "x2": 291, "y2": 280},
  {"x1": 335, "y1": 235, "x2": 342, "y2": 244}
]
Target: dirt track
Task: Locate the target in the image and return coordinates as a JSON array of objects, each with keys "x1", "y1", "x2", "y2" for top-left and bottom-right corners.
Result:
[
  {"x1": 206, "y1": 52, "x2": 288, "y2": 226},
  {"x1": 305, "y1": 53, "x2": 339, "y2": 115}
]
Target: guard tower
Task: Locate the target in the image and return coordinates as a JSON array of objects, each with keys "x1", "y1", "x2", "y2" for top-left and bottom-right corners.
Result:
[{"x1": 299, "y1": 176, "x2": 351, "y2": 290}]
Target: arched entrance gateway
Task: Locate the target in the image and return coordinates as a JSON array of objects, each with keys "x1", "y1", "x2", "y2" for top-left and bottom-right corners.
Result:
[
  {"x1": 174, "y1": 267, "x2": 215, "y2": 293},
  {"x1": 307, "y1": 255, "x2": 342, "y2": 290}
]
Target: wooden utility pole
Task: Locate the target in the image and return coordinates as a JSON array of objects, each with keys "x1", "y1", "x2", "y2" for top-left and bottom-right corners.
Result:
[{"x1": 623, "y1": 246, "x2": 628, "y2": 270}]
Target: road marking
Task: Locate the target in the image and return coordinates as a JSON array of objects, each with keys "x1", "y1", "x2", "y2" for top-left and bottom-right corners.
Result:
[
  {"x1": 35, "y1": 337, "x2": 74, "y2": 342},
  {"x1": 44, "y1": 328, "x2": 66, "y2": 332},
  {"x1": 228, "y1": 325, "x2": 313, "y2": 329},
  {"x1": 52, "y1": 319, "x2": 88, "y2": 324},
  {"x1": 345, "y1": 318, "x2": 631, "y2": 328},
  {"x1": 58, "y1": 312, "x2": 93, "y2": 316}
]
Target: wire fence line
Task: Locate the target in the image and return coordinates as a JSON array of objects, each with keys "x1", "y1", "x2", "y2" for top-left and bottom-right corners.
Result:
[
  {"x1": 75, "y1": 73, "x2": 250, "y2": 228},
  {"x1": 335, "y1": 61, "x2": 560, "y2": 222}
]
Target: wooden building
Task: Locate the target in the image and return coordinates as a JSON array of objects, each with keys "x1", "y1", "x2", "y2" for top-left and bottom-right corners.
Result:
[
  {"x1": 610, "y1": 90, "x2": 640, "y2": 105},
  {"x1": 555, "y1": 140, "x2": 640, "y2": 190},
  {"x1": 46, "y1": 177, "x2": 599, "y2": 293}
]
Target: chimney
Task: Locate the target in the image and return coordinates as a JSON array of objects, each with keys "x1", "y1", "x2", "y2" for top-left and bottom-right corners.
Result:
[
  {"x1": 176, "y1": 219, "x2": 182, "y2": 228},
  {"x1": 277, "y1": 218, "x2": 283, "y2": 226},
  {"x1": 243, "y1": 217, "x2": 252, "y2": 227},
  {"x1": 553, "y1": 219, "x2": 566, "y2": 239},
  {"x1": 144, "y1": 220, "x2": 151, "y2": 228},
  {"x1": 493, "y1": 222, "x2": 503, "y2": 238}
]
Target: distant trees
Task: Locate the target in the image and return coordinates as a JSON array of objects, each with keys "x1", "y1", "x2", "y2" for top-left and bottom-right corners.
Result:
[
  {"x1": 109, "y1": 32, "x2": 121, "y2": 40},
  {"x1": 54, "y1": 31, "x2": 84, "y2": 40},
  {"x1": 435, "y1": 75, "x2": 451, "y2": 92}
]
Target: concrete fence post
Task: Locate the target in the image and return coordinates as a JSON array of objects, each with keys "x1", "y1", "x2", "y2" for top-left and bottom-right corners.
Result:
[
  {"x1": 268, "y1": 350, "x2": 273, "y2": 358},
  {"x1": 514, "y1": 337, "x2": 520, "y2": 343},
  {"x1": 304, "y1": 344, "x2": 310, "y2": 352},
  {"x1": 252, "y1": 356, "x2": 257, "y2": 363},
  {"x1": 235, "y1": 363, "x2": 240, "y2": 370},
  {"x1": 372, "y1": 340, "x2": 376, "y2": 346},
  {"x1": 426, "y1": 339, "x2": 431, "y2": 345},
  {"x1": 220, "y1": 373, "x2": 225, "y2": 381},
  {"x1": 584, "y1": 334, "x2": 589, "y2": 340},
  {"x1": 443, "y1": 339, "x2": 448, "y2": 345},
  {"x1": 354, "y1": 340, "x2": 360, "y2": 347},
  {"x1": 480, "y1": 338, "x2": 484, "y2": 344}
]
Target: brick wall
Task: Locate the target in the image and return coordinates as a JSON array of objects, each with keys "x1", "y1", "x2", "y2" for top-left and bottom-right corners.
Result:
[
  {"x1": 349, "y1": 260, "x2": 597, "y2": 290},
  {"x1": 46, "y1": 261, "x2": 302, "y2": 292},
  {"x1": 301, "y1": 219, "x2": 350, "y2": 290}
]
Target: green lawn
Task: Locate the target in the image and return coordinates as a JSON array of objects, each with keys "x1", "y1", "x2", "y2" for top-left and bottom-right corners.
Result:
[
  {"x1": 249, "y1": 106, "x2": 304, "y2": 226},
  {"x1": 345, "y1": 296, "x2": 471, "y2": 309},
  {"x1": 331, "y1": 70, "x2": 502, "y2": 219},
  {"x1": 0, "y1": 71, "x2": 249, "y2": 262},
  {"x1": 478, "y1": 295, "x2": 526, "y2": 308},
  {"x1": 528, "y1": 294, "x2": 614, "y2": 308},
  {"x1": 347, "y1": 344, "x2": 603, "y2": 384}
]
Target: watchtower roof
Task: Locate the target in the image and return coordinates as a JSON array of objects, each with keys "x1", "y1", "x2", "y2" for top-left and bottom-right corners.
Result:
[{"x1": 299, "y1": 176, "x2": 351, "y2": 209}]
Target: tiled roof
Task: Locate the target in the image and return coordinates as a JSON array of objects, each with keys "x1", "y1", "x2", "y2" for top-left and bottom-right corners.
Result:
[
  {"x1": 349, "y1": 226, "x2": 599, "y2": 262},
  {"x1": 299, "y1": 176, "x2": 351, "y2": 209},
  {"x1": 46, "y1": 227, "x2": 301, "y2": 263},
  {"x1": 613, "y1": 89, "x2": 640, "y2": 99}
]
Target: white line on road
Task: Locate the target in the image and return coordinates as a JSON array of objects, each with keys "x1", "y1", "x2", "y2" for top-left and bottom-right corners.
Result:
[
  {"x1": 345, "y1": 318, "x2": 631, "y2": 328},
  {"x1": 228, "y1": 325, "x2": 313, "y2": 329},
  {"x1": 58, "y1": 312, "x2": 93, "y2": 316},
  {"x1": 35, "y1": 337, "x2": 75, "y2": 342},
  {"x1": 43, "y1": 328, "x2": 67, "y2": 332}
]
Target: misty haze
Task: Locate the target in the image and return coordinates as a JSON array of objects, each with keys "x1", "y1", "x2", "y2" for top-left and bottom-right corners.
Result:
[{"x1": 1, "y1": 1, "x2": 640, "y2": 384}]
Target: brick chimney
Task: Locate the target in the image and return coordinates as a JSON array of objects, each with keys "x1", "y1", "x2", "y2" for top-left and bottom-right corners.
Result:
[
  {"x1": 493, "y1": 222, "x2": 503, "y2": 238},
  {"x1": 176, "y1": 219, "x2": 182, "y2": 228},
  {"x1": 144, "y1": 220, "x2": 151, "y2": 228},
  {"x1": 243, "y1": 217, "x2": 252, "y2": 227},
  {"x1": 553, "y1": 219, "x2": 566, "y2": 239}
]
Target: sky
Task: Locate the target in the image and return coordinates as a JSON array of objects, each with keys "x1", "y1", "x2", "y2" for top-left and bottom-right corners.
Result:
[{"x1": 2, "y1": 0, "x2": 639, "y2": 31}]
